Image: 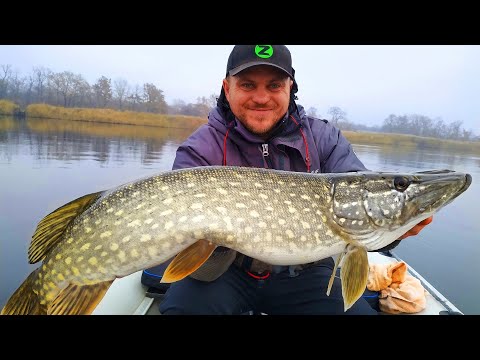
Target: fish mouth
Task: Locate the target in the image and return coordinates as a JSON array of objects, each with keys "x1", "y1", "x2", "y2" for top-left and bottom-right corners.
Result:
[
  {"x1": 415, "y1": 170, "x2": 471, "y2": 192},
  {"x1": 462, "y1": 173, "x2": 473, "y2": 192},
  {"x1": 410, "y1": 170, "x2": 472, "y2": 211}
]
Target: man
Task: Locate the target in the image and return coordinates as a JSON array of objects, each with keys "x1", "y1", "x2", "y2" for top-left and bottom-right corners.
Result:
[{"x1": 158, "y1": 45, "x2": 432, "y2": 315}]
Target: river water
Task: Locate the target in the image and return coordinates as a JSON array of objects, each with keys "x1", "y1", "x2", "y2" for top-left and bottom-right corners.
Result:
[{"x1": 1, "y1": 116, "x2": 478, "y2": 314}]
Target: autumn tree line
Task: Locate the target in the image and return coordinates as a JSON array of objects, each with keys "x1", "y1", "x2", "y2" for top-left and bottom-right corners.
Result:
[
  {"x1": 0, "y1": 65, "x2": 216, "y2": 118},
  {"x1": 1, "y1": 64, "x2": 477, "y2": 141},
  {"x1": 307, "y1": 107, "x2": 478, "y2": 141}
]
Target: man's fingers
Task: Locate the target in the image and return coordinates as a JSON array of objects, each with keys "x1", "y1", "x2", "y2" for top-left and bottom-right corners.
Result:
[
  {"x1": 407, "y1": 225, "x2": 422, "y2": 236},
  {"x1": 398, "y1": 216, "x2": 434, "y2": 240},
  {"x1": 418, "y1": 216, "x2": 433, "y2": 226}
]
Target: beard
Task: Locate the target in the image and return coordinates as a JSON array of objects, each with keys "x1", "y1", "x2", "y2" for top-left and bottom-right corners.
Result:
[{"x1": 236, "y1": 110, "x2": 285, "y2": 138}]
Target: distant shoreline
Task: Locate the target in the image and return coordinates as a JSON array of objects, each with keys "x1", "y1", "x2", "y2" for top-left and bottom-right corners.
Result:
[
  {"x1": 1, "y1": 102, "x2": 479, "y2": 154},
  {"x1": 24, "y1": 103, "x2": 207, "y2": 130},
  {"x1": 343, "y1": 130, "x2": 480, "y2": 154}
]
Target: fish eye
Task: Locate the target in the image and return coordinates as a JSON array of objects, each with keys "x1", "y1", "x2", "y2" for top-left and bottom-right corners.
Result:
[{"x1": 393, "y1": 176, "x2": 410, "y2": 192}]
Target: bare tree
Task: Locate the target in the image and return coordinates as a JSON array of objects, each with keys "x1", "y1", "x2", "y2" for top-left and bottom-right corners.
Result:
[
  {"x1": 462, "y1": 128, "x2": 473, "y2": 141},
  {"x1": 432, "y1": 117, "x2": 446, "y2": 138},
  {"x1": 408, "y1": 114, "x2": 433, "y2": 137},
  {"x1": 168, "y1": 99, "x2": 186, "y2": 114},
  {"x1": 8, "y1": 71, "x2": 26, "y2": 104},
  {"x1": 306, "y1": 106, "x2": 318, "y2": 118},
  {"x1": 0, "y1": 65, "x2": 13, "y2": 98},
  {"x1": 447, "y1": 120, "x2": 463, "y2": 140},
  {"x1": 32, "y1": 66, "x2": 51, "y2": 103},
  {"x1": 208, "y1": 93, "x2": 218, "y2": 108},
  {"x1": 113, "y1": 78, "x2": 129, "y2": 110},
  {"x1": 72, "y1": 76, "x2": 92, "y2": 107},
  {"x1": 327, "y1": 106, "x2": 347, "y2": 126},
  {"x1": 93, "y1": 76, "x2": 112, "y2": 108},
  {"x1": 49, "y1": 71, "x2": 81, "y2": 107},
  {"x1": 25, "y1": 73, "x2": 35, "y2": 106},
  {"x1": 127, "y1": 84, "x2": 143, "y2": 111},
  {"x1": 194, "y1": 96, "x2": 213, "y2": 117}
]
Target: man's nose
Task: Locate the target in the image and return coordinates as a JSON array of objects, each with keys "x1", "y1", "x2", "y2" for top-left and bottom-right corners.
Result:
[{"x1": 251, "y1": 87, "x2": 269, "y2": 104}]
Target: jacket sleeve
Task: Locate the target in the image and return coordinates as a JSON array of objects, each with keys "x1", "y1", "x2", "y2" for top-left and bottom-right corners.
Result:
[
  {"x1": 172, "y1": 126, "x2": 224, "y2": 170},
  {"x1": 172, "y1": 144, "x2": 212, "y2": 170},
  {"x1": 320, "y1": 125, "x2": 368, "y2": 173}
]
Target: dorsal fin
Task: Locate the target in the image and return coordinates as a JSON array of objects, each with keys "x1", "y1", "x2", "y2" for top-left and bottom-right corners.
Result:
[{"x1": 28, "y1": 191, "x2": 104, "y2": 264}]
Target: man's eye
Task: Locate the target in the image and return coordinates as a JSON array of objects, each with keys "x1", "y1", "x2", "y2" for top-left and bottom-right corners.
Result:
[{"x1": 241, "y1": 83, "x2": 254, "y2": 89}]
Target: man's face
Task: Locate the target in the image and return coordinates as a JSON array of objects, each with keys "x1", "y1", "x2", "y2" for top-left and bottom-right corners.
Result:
[{"x1": 223, "y1": 65, "x2": 293, "y2": 137}]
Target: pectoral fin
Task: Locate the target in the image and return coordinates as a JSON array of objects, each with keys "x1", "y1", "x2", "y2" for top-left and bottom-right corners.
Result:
[
  {"x1": 189, "y1": 248, "x2": 237, "y2": 282},
  {"x1": 326, "y1": 250, "x2": 345, "y2": 296},
  {"x1": 161, "y1": 239, "x2": 217, "y2": 283},
  {"x1": 340, "y1": 245, "x2": 369, "y2": 312}
]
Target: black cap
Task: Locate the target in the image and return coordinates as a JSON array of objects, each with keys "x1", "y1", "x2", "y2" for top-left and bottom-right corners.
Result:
[
  {"x1": 226, "y1": 45, "x2": 295, "y2": 81},
  {"x1": 217, "y1": 45, "x2": 299, "y2": 114}
]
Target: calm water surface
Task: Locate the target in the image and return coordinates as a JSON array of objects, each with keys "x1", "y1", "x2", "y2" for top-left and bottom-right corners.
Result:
[{"x1": 1, "y1": 116, "x2": 479, "y2": 314}]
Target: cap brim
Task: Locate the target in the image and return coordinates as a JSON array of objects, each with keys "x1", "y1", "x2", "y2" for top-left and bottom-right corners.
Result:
[{"x1": 229, "y1": 61, "x2": 294, "y2": 79}]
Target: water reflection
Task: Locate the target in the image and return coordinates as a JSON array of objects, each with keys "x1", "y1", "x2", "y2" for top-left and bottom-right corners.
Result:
[
  {"x1": 354, "y1": 144, "x2": 472, "y2": 172},
  {"x1": 0, "y1": 117, "x2": 193, "y2": 167}
]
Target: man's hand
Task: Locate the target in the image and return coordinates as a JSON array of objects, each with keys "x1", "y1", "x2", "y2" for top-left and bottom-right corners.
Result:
[
  {"x1": 372, "y1": 216, "x2": 434, "y2": 252},
  {"x1": 397, "y1": 216, "x2": 433, "y2": 240}
]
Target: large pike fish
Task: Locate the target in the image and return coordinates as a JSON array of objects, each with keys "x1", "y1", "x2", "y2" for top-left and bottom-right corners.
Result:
[{"x1": 1, "y1": 166, "x2": 472, "y2": 315}]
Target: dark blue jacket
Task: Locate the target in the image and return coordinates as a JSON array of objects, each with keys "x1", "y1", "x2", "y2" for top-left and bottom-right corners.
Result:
[{"x1": 173, "y1": 104, "x2": 367, "y2": 174}]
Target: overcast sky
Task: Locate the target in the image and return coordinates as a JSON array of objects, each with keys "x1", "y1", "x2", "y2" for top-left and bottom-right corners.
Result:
[{"x1": 1, "y1": 45, "x2": 479, "y2": 134}]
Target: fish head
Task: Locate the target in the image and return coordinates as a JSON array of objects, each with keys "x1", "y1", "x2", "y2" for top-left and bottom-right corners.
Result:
[{"x1": 329, "y1": 170, "x2": 472, "y2": 248}]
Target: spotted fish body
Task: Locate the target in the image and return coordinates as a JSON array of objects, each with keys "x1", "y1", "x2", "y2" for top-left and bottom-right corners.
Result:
[{"x1": 1, "y1": 166, "x2": 472, "y2": 315}]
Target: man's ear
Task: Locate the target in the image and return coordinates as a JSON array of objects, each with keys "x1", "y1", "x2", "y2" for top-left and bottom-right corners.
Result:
[{"x1": 222, "y1": 78, "x2": 230, "y2": 100}]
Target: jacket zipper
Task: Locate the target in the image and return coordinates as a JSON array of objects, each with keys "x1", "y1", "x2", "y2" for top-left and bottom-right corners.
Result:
[{"x1": 262, "y1": 143, "x2": 273, "y2": 168}]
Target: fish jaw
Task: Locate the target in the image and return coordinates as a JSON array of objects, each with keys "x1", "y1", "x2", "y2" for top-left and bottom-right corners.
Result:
[{"x1": 328, "y1": 170, "x2": 472, "y2": 251}]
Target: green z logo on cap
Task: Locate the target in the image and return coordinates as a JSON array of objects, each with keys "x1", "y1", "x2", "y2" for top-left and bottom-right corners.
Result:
[{"x1": 255, "y1": 45, "x2": 273, "y2": 58}]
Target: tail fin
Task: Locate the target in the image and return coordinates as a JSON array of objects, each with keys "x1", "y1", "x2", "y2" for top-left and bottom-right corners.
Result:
[{"x1": 1, "y1": 268, "x2": 46, "y2": 315}]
